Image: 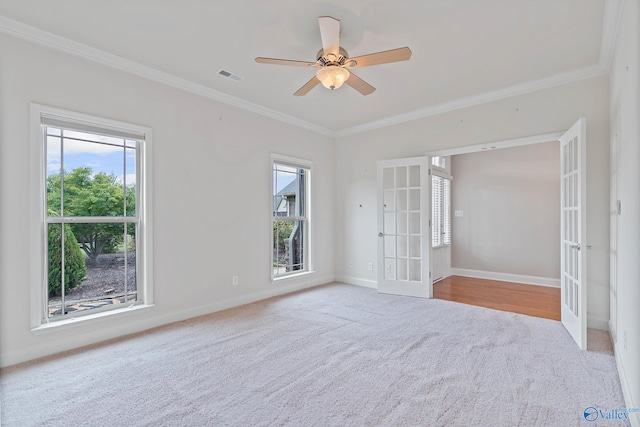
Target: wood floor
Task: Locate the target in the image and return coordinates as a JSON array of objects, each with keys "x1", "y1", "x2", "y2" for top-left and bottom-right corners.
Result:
[{"x1": 433, "y1": 275, "x2": 561, "y2": 321}]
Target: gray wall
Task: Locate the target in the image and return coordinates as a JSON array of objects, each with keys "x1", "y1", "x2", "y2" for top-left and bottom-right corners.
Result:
[{"x1": 450, "y1": 142, "x2": 560, "y2": 278}]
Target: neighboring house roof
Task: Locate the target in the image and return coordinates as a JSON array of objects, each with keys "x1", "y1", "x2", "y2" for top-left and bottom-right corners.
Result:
[
  {"x1": 276, "y1": 180, "x2": 297, "y2": 197},
  {"x1": 273, "y1": 180, "x2": 298, "y2": 214},
  {"x1": 275, "y1": 197, "x2": 288, "y2": 213}
]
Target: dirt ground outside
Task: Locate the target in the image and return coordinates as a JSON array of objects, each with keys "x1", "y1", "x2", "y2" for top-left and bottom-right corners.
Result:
[{"x1": 49, "y1": 252, "x2": 137, "y2": 307}]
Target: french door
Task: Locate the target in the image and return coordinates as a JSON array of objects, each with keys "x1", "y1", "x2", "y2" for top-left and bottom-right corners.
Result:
[
  {"x1": 560, "y1": 118, "x2": 587, "y2": 349},
  {"x1": 377, "y1": 157, "x2": 431, "y2": 297}
]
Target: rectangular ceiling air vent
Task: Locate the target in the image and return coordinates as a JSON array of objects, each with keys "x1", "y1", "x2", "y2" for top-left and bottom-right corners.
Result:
[{"x1": 217, "y1": 69, "x2": 244, "y2": 82}]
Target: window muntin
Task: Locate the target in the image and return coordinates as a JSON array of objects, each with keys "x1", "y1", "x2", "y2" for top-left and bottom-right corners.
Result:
[
  {"x1": 43, "y1": 117, "x2": 144, "y2": 321},
  {"x1": 432, "y1": 175, "x2": 451, "y2": 247},
  {"x1": 272, "y1": 159, "x2": 310, "y2": 278}
]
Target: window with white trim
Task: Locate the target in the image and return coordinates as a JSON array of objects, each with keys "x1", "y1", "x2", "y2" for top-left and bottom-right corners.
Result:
[
  {"x1": 272, "y1": 156, "x2": 311, "y2": 278},
  {"x1": 432, "y1": 156, "x2": 446, "y2": 169},
  {"x1": 432, "y1": 175, "x2": 451, "y2": 247},
  {"x1": 33, "y1": 105, "x2": 152, "y2": 324}
]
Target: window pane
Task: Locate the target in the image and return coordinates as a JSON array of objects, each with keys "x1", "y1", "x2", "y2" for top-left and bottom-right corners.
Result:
[
  {"x1": 409, "y1": 212, "x2": 421, "y2": 234},
  {"x1": 443, "y1": 178, "x2": 451, "y2": 244},
  {"x1": 396, "y1": 166, "x2": 407, "y2": 188},
  {"x1": 273, "y1": 165, "x2": 302, "y2": 217},
  {"x1": 397, "y1": 258, "x2": 408, "y2": 281},
  {"x1": 62, "y1": 138, "x2": 125, "y2": 217},
  {"x1": 125, "y1": 146, "x2": 136, "y2": 216},
  {"x1": 47, "y1": 222, "x2": 87, "y2": 317},
  {"x1": 48, "y1": 223, "x2": 137, "y2": 319},
  {"x1": 273, "y1": 219, "x2": 305, "y2": 275},
  {"x1": 432, "y1": 176, "x2": 443, "y2": 247},
  {"x1": 46, "y1": 134, "x2": 62, "y2": 216},
  {"x1": 409, "y1": 188, "x2": 420, "y2": 211},
  {"x1": 408, "y1": 165, "x2": 420, "y2": 187},
  {"x1": 62, "y1": 129, "x2": 126, "y2": 146},
  {"x1": 384, "y1": 258, "x2": 396, "y2": 280},
  {"x1": 409, "y1": 259, "x2": 421, "y2": 281}
]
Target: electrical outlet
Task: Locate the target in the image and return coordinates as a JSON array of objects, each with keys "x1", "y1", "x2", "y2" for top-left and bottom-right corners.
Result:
[
  {"x1": 232, "y1": 276, "x2": 239, "y2": 286},
  {"x1": 623, "y1": 330, "x2": 628, "y2": 350},
  {"x1": 348, "y1": 260, "x2": 353, "y2": 268},
  {"x1": 368, "y1": 262, "x2": 373, "y2": 271}
]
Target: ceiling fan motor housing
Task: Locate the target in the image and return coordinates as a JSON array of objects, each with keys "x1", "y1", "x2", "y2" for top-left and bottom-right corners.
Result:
[{"x1": 316, "y1": 47, "x2": 350, "y2": 67}]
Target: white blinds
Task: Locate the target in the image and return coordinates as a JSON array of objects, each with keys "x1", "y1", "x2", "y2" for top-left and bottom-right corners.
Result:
[
  {"x1": 432, "y1": 175, "x2": 442, "y2": 246},
  {"x1": 432, "y1": 175, "x2": 451, "y2": 247},
  {"x1": 443, "y1": 178, "x2": 451, "y2": 245}
]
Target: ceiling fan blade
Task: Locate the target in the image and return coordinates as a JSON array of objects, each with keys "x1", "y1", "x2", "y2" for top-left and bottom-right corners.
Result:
[
  {"x1": 255, "y1": 57, "x2": 318, "y2": 67},
  {"x1": 345, "y1": 72, "x2": 376, "y2": 96},
  {"x1": 345, "y1": 47, "x2": 412, "y2": 68},
  {"x1": 318, "y1": 16, "x2": 340, "y2": 57},
  {"x1": 294, "y1": 76, "x2": 321, "y2": 96}
]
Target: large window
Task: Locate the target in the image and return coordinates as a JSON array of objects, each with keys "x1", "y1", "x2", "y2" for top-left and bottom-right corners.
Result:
[
  {"x1": 32, "y1": 105, "x2": 152, "y2": 325},
  {"x1": 272, "y1": 156, "x2": 311, "y2": 279},
  {"x1": 432, "y1": 175, "x2": 451, "y2": 247}
]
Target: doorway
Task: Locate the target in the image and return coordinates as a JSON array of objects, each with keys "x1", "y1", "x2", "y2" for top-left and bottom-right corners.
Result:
[{"x1": 425, "y1": 121, "x2": 587, "y2": 349}]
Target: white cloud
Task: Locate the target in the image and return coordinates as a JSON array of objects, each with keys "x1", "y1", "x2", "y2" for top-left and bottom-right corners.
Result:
[
  {"x1": 63, "y1": 138, "x2": 124, "y2": 155},
  {"x1": 116, "y1": 173, "x2": 137, "y2": 186}
]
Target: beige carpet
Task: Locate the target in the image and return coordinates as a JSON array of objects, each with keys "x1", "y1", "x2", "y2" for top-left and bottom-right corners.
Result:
[{"x1": 0, "y1": 283, "x2": 625, "y2": 426}]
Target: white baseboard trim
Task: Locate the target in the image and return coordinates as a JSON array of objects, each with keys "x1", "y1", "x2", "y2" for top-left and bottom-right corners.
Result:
[
  {"x1": 614, "y1": 343, "x2": 640, "y2": 427},
  {"x1": 1, "y1": 274, "x2": 335, "y2": 368},
  {"x1": 587, "y1": 316, "x2": 610, "y2": 331},
  {"x1": 451, "y1": 268, "x2": 561, "y2": 288},
  {"x1": 335, "y1": 275, "x2": 378, "y2": 289}
]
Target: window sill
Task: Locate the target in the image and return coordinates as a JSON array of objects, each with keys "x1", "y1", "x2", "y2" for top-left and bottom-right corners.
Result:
[
  {"x1": 31, "y1": 304, "x2": 154, "y2": 335},
  {"x1": 272, "y1": 270, "x2": 314, "y2": 283}
]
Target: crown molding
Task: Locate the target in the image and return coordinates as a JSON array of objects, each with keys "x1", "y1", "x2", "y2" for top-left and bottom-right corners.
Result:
[
  {"x1": 599, "y1": 0, "x2": 625, "y2": 72},
  {"x1": 336, "y1": 1, "x2": 621, "y2": 137},
  {"x1": 0, "y1": 15, "x2": 334, "y2": 138},
  {"x1": 334, "y1": 64, "x2": 607, "y2": 138},
  {"x1": 0, "y1": 4, "x2": 619, "y2": 139},
  {"x1": 426, "y1": 132, "x2": 564, "y2": 157}
]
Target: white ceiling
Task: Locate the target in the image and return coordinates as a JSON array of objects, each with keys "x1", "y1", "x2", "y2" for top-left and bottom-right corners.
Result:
[{"x1": 0, "y1": 1, "x2": 618, "y2": 136}]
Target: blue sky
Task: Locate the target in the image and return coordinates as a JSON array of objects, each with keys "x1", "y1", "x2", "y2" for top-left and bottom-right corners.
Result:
[
  {"x1": 273, "y1": 166, "x2": 297, "y2": 195},
  {"x1": 46, "y1": 129, "x2": 136, "y2": 185}
]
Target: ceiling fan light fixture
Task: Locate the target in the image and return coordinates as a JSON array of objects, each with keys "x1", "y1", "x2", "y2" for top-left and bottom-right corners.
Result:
[{"x1": 316, "y1": 65, "x2": 350, "y2": 90}]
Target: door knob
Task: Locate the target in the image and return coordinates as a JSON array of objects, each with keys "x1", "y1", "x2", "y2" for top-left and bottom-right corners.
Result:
[{"x1": 378, "y1": 232, "x2": 383, "y2": 237}]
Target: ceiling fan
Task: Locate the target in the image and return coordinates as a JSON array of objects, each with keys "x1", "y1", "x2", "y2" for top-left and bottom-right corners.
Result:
[{"x1": 255, "y1": 16, "x2": 412, "y2": 96}]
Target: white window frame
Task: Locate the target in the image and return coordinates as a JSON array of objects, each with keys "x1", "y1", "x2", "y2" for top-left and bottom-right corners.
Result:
[
  {"x1": 432, "y1": 156, "x2": 446, "y2": 170},
  {"x1": 29, "y1": 104, "x2": 153, "y2": 330},
  {"x1": 271, "y1": 154, "x2": 312, "y2": 281}
]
